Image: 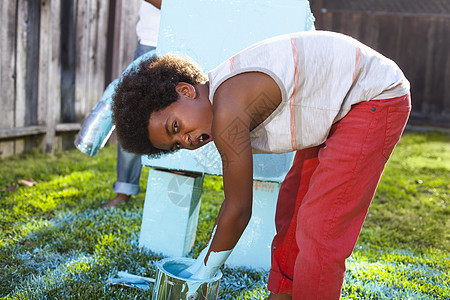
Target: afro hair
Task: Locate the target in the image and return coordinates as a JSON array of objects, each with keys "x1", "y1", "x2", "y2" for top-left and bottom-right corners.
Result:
[{"x1": 112, "y1": 54, "x2": 207, "y2": 156}]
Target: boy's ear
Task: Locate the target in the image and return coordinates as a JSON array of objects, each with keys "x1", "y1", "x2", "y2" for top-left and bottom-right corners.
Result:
[{"x1": 175, "y1": 82, "x2": 196, "y2": 99}]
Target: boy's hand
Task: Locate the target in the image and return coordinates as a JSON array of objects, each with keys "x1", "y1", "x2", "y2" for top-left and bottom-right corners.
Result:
[
  {"x1": 178, "y1": 226, "x2": 232, "y2": 280},
  {"x1": 178, "y1": 247, "x2": 209, "y2": 279}
]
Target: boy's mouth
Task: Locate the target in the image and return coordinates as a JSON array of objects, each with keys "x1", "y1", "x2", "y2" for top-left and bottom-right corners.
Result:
[{"x1": 196, "y1": 133, "x2": 212, "y2": 146}]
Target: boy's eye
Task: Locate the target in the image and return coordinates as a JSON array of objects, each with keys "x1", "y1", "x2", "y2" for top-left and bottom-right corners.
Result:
[
  {"x1": 173, "y1": 121, "x2": 178, "y2": 133},
  {"x1": 176, "y1": 142, "x2": 181, "y2": 149}
]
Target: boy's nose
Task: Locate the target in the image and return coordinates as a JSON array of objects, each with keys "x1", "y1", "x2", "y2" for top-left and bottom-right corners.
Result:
[{"x1": 180, "y1": 134, "x2": 191, "y2": 148}]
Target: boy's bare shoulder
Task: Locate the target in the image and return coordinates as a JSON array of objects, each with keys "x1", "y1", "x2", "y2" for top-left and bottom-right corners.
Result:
[
  {"x1": 212, "y1": 72, "x2": 281, "y2": 132},
  {"x1": 213, "y1": 72, "x2": 280, "y2": 111}
]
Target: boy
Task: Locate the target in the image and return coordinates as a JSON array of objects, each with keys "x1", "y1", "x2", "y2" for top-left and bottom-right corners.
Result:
[{"x1": 113, "y1": 31, "x2": 410, "y2": 299}]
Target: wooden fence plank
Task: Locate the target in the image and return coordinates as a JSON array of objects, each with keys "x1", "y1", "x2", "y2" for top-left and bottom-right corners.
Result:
[
  {"x1": 0, "y1": 126, "x2": 46, "y2": 139},
  {"x1": 75, "y1": 0, "x2": 89, "y2": 121},
  {"x1": 44, "y1": 0, "x2": 63, "y2": 151},
  {"x1": 424, "y1": 17, "x2": 449, "y2": 116},
  {"x1": 0, "y1": 1, "x2": 17, "y2": 128},
  {"x1": 358, "y1": 14, "x2": 379, "y2": 47},
  {"x1": 15, "y1": 0, "x2": 30, "y2": 155},
  {"x1": 109, "y1": 0, "x2": 122, "y2": 81},
  {"x1": 38, "y1": 0, "x2": 50, "y2": 151},
  {"x1": 367, "y1": 15, "x2": 400, "y2": 62},
  {"x1": 60, "y1": 0, "x2": 76, "y2": 123},
  {"x1": 55, "y1": 123, "x2": 81, "y2": 132},
  {"x1": 423, "y1": 17, "x2": 437, "y2": 116},
  {"x1": 105, "y1": 0, "x2": 139, "y2": 82},
  {"x1": 25, "y1": 0, "x2": 40, "y2": 127},
  {"x1": 0, "y1": 1, "x2": 17, "y2": 157},
  {"x1": 397, "y1": 15, "x2": 428, "y2": 114},
  {"x1": 104, "y1": 0, "x2": 117, "y2": 85},
  {"x1": 311, "y1": 0, "x2": 324, "y2": 27},
  {"x1": 85, "y1": 0, "x2": 107, "y2": 112},
  {"x1": 85, "y1": 0, "x2": 97, "y2": 112},
  {"x1": 320, "y1": 11, "x2": 333, "y2": 29},
  {"x1": 74, "y1": 0, "x2": 111, "y2": 121},
  {"x1": 338, "y1": 12, "x2": 361, "y2": 39},
  {"x1": 444, "y1": 18, "x2": 450, "y2": 116},
  {"x1": 116, "y1": 0, "x2": 129, "y2": 76},
  {"x1": 46, "y1": 0, "x2": 61, "y2": 152},
  {"x1": 117, "y1": 0, "x2": 140, "y2": 74},
  {"x1": 92, "y1": 0, "x2": 109, "y2": 110}
]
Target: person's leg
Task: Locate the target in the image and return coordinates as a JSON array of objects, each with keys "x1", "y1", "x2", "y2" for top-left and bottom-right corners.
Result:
[
  {"x1": 103, "y1": 142, "x2": 142, "y2": 207},
  {"x1": 268, "y1": 146, "x2": 321, "y2": 296},
  {"x1": 292, "y1": 94, "x2": 411, "y2": 299},
  {"x1": 104, "y1": 43, "x2": 156, "y2": 208}
]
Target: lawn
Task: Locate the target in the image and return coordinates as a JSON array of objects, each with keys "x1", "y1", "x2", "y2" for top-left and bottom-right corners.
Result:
[{"x1": 0, "y1": 130, "x2": 448, "y2": 299}]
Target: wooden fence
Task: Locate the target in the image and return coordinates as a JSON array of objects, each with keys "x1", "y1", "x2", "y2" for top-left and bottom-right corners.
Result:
[
  {"x1": 0, "y1": 0, "x2": 140, "y2": 158},
  {"x1": 1, "y1": 1, "x2": 449, "y2": 158},
  {"x1": 311, "y1": 3, "x2": 450, "y2": 127}
]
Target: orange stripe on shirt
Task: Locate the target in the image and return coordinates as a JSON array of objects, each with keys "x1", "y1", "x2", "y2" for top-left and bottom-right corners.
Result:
[
  {"x1": 290, "y1": 38, "x2": 299, "y2": 151},
  {"x1": 229, "y1": 56, "x2": 235, "y2": 72},
  {"x1": 353, "y1": 47, "x2": 361, "y2": 81}
]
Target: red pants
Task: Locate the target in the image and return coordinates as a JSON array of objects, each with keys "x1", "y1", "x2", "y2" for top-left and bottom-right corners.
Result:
[{"x1": 268, "y1": 94, "x2": 411, "y2": 299}]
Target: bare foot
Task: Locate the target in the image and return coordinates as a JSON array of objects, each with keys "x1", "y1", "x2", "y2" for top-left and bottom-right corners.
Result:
[
  {"x1": 267, "y1": 293, "x2": 292, "y2": 300},
  {"x1": 102, "y1": 193, "x2": 131, "y2": 208}
]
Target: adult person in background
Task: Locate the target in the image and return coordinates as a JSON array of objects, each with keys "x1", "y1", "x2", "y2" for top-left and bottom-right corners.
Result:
[{"x1": 102, "y1": 0, "x2": 162, "y2": 208}]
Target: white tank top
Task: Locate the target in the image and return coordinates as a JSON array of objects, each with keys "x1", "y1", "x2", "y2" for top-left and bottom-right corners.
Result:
[
  {"x1": 136, "y1": 1, "x2": 161, "y2": 47},
  {"x1": 208, "y1": 31, "x2": 410, "y2": 154}
]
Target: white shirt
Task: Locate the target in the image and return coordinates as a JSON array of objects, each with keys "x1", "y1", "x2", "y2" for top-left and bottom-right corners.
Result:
[
  {"x1": 208, "y1": 31, "x2": 409, "y2": 154},
  {"x1": 136, "y1": 1, "x2": 161, "y2": 47}
]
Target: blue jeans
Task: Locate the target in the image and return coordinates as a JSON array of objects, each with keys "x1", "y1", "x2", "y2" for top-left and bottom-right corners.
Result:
[{"x1": 113, "y1": 43, "x2": 156, "y2": 195}]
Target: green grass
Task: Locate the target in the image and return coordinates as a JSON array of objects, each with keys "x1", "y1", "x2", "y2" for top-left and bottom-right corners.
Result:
[{"x1": 0, "y1": 131, "x2": 448, "y2": 299}]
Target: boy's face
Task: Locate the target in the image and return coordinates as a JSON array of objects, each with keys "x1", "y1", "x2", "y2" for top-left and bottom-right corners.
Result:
[{"x1": 147, "y1": 83, "x2": 213, "y2": 151}]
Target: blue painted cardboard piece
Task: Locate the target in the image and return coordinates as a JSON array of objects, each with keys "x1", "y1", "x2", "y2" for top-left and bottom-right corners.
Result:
[
  {"x1": 140, "y1": 169, "x2": 203, "y2": 257},
  {"x1": 226, "y1": 181, "x2": 282, "y2": 270},
  {"x1": 141, "y1": 0, "x2": 316, "y2": 182},
  {"x1": 139, "y1": 0, "x2": 316, "y2": 269}
]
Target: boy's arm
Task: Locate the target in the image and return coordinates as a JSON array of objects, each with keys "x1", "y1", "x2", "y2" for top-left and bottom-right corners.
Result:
[
  {"x1": 209, "y1": 105, "x2": 254, "y2": 250},
  {"x1": 180, "y1": 90, "x2": 254, "y2": 279}
]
